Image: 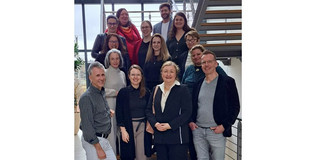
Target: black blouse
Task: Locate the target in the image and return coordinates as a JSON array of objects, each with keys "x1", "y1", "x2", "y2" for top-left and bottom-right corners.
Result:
[{"x1": 128, "y1": 85, "x2": 148, "y2": 118}]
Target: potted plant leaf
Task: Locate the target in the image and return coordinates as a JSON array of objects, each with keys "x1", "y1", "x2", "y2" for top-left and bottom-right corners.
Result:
[{"x1": 74, "y1": 37, "x2": 84, "y2": 135}]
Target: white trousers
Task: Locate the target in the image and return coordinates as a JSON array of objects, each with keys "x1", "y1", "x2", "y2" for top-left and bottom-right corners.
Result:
[{"x1": 81, "y1": 136, "x2": 117, "y2": 160}]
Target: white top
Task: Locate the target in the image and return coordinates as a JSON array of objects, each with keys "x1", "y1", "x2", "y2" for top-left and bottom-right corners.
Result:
[
  {"x1": 161, "y1": 21, "x2": 170, "y2": 42},
  {"x1": 184, "y1": 50, "x2": 193, "y2": 71},
  {"x1": 158, "y1": 80, "x2": 180, "y2": 112},
  {"x1": 104, "y1": 66, "x2": 127, "y2": 110}
]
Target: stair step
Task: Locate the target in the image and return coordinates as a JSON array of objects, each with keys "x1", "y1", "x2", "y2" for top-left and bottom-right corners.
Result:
[
  {"x1": 202, "y1": 43, "x2": 242, "y2": 47},
  {"x1": 203, "y1": 10, "x2": 241, "y2": 19},
  {"x1": 199, "y1": 22, "x2": 241, "y2": 30},
  {"x1": 207, "y1": 0, "x2": 242, "y2": 6},
  {"x1": 199, "y1": 33, "x2": 241, "y2": 41}
]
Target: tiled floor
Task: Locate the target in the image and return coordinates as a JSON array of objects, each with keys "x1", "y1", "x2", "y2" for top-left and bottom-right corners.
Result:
[{"x1": 75, "y1": 130, "x2": 157, "y2": 160}]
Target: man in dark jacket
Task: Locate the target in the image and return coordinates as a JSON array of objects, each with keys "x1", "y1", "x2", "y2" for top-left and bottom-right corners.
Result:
[{"x1": 189, "y1": 50, "x2": 240, "y2": 160}]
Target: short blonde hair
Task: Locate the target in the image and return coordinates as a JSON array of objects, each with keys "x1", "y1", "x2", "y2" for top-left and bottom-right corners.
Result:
[{"x1": 160, "y1": 61, "x2": 180, "y2": 81}]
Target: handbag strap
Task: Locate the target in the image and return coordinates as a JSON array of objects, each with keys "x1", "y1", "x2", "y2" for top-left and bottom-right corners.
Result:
[{"x1": 152, "y1": 85, "x2": 159, "y2": 114}]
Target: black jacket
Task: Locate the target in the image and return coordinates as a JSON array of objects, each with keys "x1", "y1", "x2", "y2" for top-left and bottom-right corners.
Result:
[
  {"x1": 191, "y1": 75, "x2": 240, "y2": 137},
  {"x1": 116, "y1": 86, "x2": 152, "y2": 159},
  {"x1": 91, "y1": 33, "x2": 127, "y2": 58},
  {"x1": 146, "y1": 84, "x2": 192, "y2": 144}
]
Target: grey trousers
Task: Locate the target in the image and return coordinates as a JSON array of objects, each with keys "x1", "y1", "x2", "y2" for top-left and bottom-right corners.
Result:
[
  {"x1": 81, "y1": 136, "x2": 117, "y2": 160},
  {"x1": 132, "y1": 121, "x2": 147, "y2": 160},
  {"x1": 193, "y1": 127, "x2": 226, "y2": 160}
]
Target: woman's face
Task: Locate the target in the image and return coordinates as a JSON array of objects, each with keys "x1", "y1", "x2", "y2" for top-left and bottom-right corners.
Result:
[
  {"x1": 129, "y1": 68, "x2": 142, "y2": 87},
  {"x1": 191, "y1": 49, "x2": 203, "y2": 66},
  {"x1": 109, "y1": 52, "x2": 120, "y2": 68},
  {"x1": 119, "y1": 10, "x2": 129, "y2": 26},
  {"x1": 141, "y1": 22, "x2": 152, "y2": 37},
  {"x1": 174, "y1": 15, "x2": 185, "y2": 29},
  {"x1": 161, "y1": 65, "x2": 177, "y2": 84},
  {"x1": 108, "y1": 36, "x2": 119, "y2": 49},
  {"x1": 152, "y1": 37, "x2": 161, "y2": 56}
]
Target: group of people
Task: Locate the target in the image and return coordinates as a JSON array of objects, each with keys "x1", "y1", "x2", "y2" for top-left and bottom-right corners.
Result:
[{"x1": 79, "y1": 2, "x2": 240, "y2": 160}]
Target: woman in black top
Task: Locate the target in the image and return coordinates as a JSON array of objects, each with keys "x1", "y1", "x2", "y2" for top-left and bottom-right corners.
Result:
[
  {"x1": 95, "y1": 33, "x2": 131, "y2": 81},
  {"x1": 116, "y1": 65, "x2": 152, "y2": 160},
  {"x1": 146, "y1": 61, "x2": 192, "y2": 160},
  {"x1": 166, "y1": 12, "x2": 192, "y2": 80},
  {"x1": 144, "y1": 33, "x2": 171, "y2": 91},
  {"x1": 138, "y1": 20, "x2": 153, "y2": 70}
]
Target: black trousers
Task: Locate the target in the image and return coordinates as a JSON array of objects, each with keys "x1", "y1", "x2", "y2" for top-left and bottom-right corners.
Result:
[{"x1": 156, "y1": 143, "x2": 188, "y2": 160}]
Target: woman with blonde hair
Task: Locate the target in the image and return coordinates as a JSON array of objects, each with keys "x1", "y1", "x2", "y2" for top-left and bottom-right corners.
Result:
[
  {"x1": 143, "y1": 33, "x2": 171, "y2": 91},
  {"x1": 146, "y1": 61, "x2": 192, "y2": 160}
]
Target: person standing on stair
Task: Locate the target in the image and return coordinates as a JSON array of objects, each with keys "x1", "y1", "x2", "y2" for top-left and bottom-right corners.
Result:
[{"x1": 79, "y1": 62, "x2": 117, "y2": 160}]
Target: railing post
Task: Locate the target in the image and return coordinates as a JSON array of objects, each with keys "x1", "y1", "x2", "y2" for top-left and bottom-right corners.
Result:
[{"x1": 237, "y1": 119, "x2": 242, "y2": 160}]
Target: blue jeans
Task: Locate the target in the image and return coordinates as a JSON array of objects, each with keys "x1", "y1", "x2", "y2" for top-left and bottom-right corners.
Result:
[
  {"x1": 192, "y1": 127, "x2": 226, "y2": 160},
  {"x1": 81, "y1": 136, "x2": 117, "y2": 160}
]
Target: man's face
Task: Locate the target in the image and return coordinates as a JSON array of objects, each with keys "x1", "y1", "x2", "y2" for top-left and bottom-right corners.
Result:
[
  {"x1": 186, "y1": 35, "x2": 200, "y2": 49},
  {"x1": 201, "y1": 54, "x2": 218, "y2": 75},
  {"x1": 160, "y1": 6, "x2": 170, "y2": 20},
  {"x1": 107, "y1": 18, "x2": 118, "y2": 33},
  {"x1": 89, "y1": 67, "x2": 106, "y2": 90}
]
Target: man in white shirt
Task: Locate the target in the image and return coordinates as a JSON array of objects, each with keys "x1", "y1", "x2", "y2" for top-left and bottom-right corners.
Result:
[{"x1": 153, "y1": 2, "x2": 173, "y2": 41}]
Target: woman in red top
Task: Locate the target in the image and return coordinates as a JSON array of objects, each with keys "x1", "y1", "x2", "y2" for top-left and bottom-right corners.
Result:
[{"x1": 111, "y1": 8, "x2": 142, "y2": 65}]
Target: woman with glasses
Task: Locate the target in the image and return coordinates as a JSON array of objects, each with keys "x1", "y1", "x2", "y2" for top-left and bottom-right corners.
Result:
[
  {"x1": 96, "y1": 33, "x2": 131, "y2": 82},
  {"x1": 110, "y1": 8, "x2": 142, "y2": 65},
  {"x1": 137, "y1": 20, "x2": 153, "y2": 70},
  {"x1": 116, "y1": 65, "x2": 152, "y2": 160}
]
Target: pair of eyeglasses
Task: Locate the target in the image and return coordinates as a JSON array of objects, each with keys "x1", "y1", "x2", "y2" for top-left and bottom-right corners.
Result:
[
  {"x1": 107, "y1": 22, "x2": 117, "y2": 26},
  {"x1": 109, "y1": 40, "x2": 119, "y2": 44},
  {"x1": 201, "y1": 60, "x2": 214, "y2": 65},
  {"x1": 186, "y1": 38, "x2": 197, "y2": 43},
  {"x1": 130, "y1": 74, "x2": 141, "y2": 77}
]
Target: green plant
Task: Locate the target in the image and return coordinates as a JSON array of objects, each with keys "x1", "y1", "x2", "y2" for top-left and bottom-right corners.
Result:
[
  {"x1": 74, "y1": 39, "x2": 84, "y2": 72},
  {"x1": 74, "y1": 37, "x2": 84, "y2": 109}
]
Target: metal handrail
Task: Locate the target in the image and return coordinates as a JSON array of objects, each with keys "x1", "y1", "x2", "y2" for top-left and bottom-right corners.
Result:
[{"x1": 225, "y1": 118, "x2": 242, "y2": 160}]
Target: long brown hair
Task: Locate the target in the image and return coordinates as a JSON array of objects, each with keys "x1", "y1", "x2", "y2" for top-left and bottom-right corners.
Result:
[
  {"x1": 128, "y1": 64, "x2": 146, "y2": 98},
  {"x1": 168, "y1": 12, "x2": 192, "y2": 40},
  {"x1": 145, "y1": 33, "x2": 171, "y2": 63},
  {"x1": 102, "y1": 33, "x2": 127, "y2": 56}
]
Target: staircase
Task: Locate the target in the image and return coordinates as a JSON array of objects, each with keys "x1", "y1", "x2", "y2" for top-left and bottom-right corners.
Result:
[{"x1": 192, "y1": 0, "x2": 242, "y2": 58}]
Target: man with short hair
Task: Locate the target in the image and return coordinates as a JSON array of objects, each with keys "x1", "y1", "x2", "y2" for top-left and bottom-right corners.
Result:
[
  {"x1": 91, "y1": 15, "x2": 127, "y2": 59},
  {"x1": 189, "y1": 50, "x2": 240, "y2": 160},
  {"x1": 79, "y1": 62, "x2": 116, "y2": 160},
  {"x1": 153, "y1": 2, "x2": 173, "y2": 41}
]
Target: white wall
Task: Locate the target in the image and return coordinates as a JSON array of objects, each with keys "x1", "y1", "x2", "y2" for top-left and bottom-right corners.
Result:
[
  {"x1": 218, "y1": 57, "x2": 242, "y2": 160},
  {"x1": 218, "y1": 57, "x2": 242, "y2": 119}
]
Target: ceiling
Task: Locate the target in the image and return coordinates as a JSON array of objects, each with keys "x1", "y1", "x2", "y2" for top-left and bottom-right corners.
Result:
[{"x1": 74, "y1": 0, "x2": 198, "y2": 4}]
